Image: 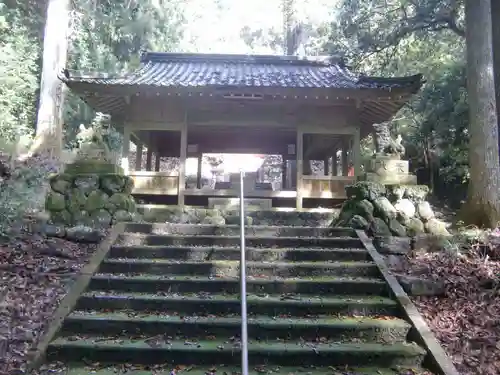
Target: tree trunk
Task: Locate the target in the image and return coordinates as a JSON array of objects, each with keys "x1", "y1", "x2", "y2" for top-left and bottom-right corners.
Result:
[
  {"x1": 491, "y1": 0, "x2": 500, "y2": 158},
  {"x1": 461, "y1": 0, "x2": 500, "y2": 227},
  {"x1": 34, "y1": 0, "x2": 70, "y2": 158}
]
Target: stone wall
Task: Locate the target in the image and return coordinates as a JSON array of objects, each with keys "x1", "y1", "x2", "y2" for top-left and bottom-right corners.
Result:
[
  {"x1": 46, "y1": 164, "x2": 137, "y2": 228},
  {"x1": 333, "y1": 181, "x2": 450, "y2": 237}
]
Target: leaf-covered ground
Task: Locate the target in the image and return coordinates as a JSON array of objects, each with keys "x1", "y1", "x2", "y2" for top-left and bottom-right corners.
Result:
[
  {"x1": 0, "y1": 234, "x2": 98, "y2": 374},
  {"x1": 397, "y1": 236, "x2": 500, "y2": 375}
]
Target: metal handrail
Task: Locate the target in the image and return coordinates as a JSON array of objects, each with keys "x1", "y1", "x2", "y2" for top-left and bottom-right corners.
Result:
[{"x1": 239, "y1": 170, "x2": 249, "y2": 375}]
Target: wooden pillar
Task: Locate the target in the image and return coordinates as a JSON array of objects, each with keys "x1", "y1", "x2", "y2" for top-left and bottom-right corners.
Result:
[
  {"x1": 323, "y1": 157, "x2": 329, "y2": 176},
  {"x1": 155, "y1": 152, "x2": 161, "y2": 172},
  {"x1": 341, "y1": 141, "x2": 349, "y2": 176},
  {"x1": 281, "y1": 156, "x2": 287, "y2": 190},
  {"x1": 121, "y1": 124, "x2": 131, "y2": 174},
  {"x1": 146, "y1": 148, "x2": 153, "y2": 171},
  {"x1": 353, "y1": 128, "x2": 361, "y2": 179},
  {"x1": 135, "y1": 143, "x2": 143, "y2": 171},
  {"x1": 178, "y1": 125, "x2": 188, "y2": 207},
  {"x1": 296, "y1": 129, "x2": 304, "y2": 210},
  {"x1": 333, "y1": 150, "x2": 339, "y2": 176},
  {"x1": 196, "y1": 154, "x2": 202, "y2": 189}
]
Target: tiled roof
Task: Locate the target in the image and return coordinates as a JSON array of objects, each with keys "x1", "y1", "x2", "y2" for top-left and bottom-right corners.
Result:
[{"x1": 61, "y1": 52, "x2": 423, "y2": 91}]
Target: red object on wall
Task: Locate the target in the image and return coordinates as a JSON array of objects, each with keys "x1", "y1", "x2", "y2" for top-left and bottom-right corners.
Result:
[{"x1": 348, "y1": 166, "x2": 354, "y2": 176}]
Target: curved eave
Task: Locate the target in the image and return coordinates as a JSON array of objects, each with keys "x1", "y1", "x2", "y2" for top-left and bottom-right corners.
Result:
[{"x1": 62, "y1": 72, "x2": 422, "y2": 129}]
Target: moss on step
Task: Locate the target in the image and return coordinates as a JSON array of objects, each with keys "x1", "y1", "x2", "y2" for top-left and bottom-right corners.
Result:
[
  {"x1": 50, "y1": 365, "x2": 432, "y2": 375},
  {"x1": 88, "y1": 274, "x2": 390, "y2": 296},
  {"x1": 47, "y1": 337, "x2": 426, "y2": 367},
  {"x1": 62, "y1": 310, "x2": 411, "y2": 343},
  {"x1": 77, "y1": 291, "x2": 400, "y2": 316},
  {"x1": 108, "y1": 245, "x2": 371, "y2": 262},
  {"x1": 98, "y1": 258, "x2": 381, "y2": 278}
]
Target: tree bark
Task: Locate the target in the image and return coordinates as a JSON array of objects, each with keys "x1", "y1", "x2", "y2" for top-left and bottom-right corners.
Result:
[
  {"x1": 461, "y1": 0, "x2": 500, "y2": 227},
  {"x1": 34, "y1": 0, "x2": 70, "y2": 158},
  {"x1": 491, "y1": 0, "x2": 500, "y2": 158}
]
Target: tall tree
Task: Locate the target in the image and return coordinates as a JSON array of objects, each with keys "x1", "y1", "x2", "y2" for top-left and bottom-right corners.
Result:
[
  {"x1": 460, "y1": 0, "x2": 500, "y2": 227},
  {"x1": 34, "y1": 0, "x2": 70, "y2": 157}
]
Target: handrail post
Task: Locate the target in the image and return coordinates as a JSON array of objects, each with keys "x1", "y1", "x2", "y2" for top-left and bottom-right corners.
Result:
[{"x1": 239, "y1": 170, "x2": 249, "y2": 375}]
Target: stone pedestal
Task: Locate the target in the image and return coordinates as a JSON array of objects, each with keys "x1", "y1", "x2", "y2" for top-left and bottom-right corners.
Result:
[{"x1": 360, "y1": 156, "x2": 417, "y2": 185}]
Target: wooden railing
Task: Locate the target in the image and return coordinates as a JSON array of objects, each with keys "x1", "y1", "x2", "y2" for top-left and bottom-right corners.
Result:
[
  {"x1": 301, "y1": 175, "x2": 354, "y2": 198},
  {"x1": 129, "y1": 171, "x2": 179, "y2": 195}
]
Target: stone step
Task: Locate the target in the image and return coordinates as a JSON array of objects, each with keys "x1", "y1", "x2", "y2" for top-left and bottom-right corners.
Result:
[
  {"x1": 137, "y1": 205, "x2": 337, "y2": 227},
  {"x1": 55, "y1": 365, "x2": 428, "y2": 375},
  {"x1": 109, "y1": 245, "x2": 371, "y2": 262},
  {"x1": 62, "y1": 311, "x2": 411, "y2": 343},
  {"x1": 47, "y1": 337, "x2": 425, "y2": 367},
  {"x1": 89, "y1": 275, "x2": 389, "y2": 296},
  {"x1": 76, "y1": 292, "x2": 400, "y2": 317},
  {"x1": 117, "y1": 233, "x2": 363, "y2": 249},
  {"x1": 98, "y1": 259, "x2": 381, "y2": 278},
  {"x1": 124, "y1": 223, "x2": 354, "y2": 238}
]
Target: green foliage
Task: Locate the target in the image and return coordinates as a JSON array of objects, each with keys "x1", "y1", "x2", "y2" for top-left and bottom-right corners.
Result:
[
  {"x1": 331, "y1": 0, "x2": 468, "y2": 206},
  {"x1": 0, "y1": 2, "x2": 41, "y2": 140}
]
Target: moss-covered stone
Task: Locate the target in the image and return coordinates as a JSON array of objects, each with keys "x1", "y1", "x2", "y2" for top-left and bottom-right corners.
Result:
[
  {"x1": 66, "y1": 188, "x2": 87, "y2": 213},
  {"x1": 407, "y1": 217, "x2": 425, "y2": 236},
  {"x1": 50, "y1": 175, "x2": 72, "y2": 195},
  {"x1": 107, "y1": 193, "x2": 135, "y2": 212},
  {"x1": 347, "y1": 215, "x2": 369, "y2": 230},
  {"x1": 71, "y1": 210, "x2": 91, "y2": 226},
  {"x1": 100, "y1": 174, "x2": 126, "y2": 195},
  {"x1": 50, "y1": 209, "x2": 72, "y2": 225},
  {"x1": 113, "y1": 209, "x2": 134, "y2": 222},
  {"x1": 46, "y1": 192, "x2": 66, "y2": 211},
  {"x1": 388, "y1": 218, "x2": 407, "y2": 237},
  {"x1": 404, "y1": 185, "x2": 430, "y2": 202},
  {"x1": 85, "y1": 191, "x2": 109, "y2": 212},
  {"x1": 370, "y1": 217, "x2": 392, "y2": 237},
  {"x1": 122, "y1": 176, "x2": 134, "y2": 194},
  {"x1": 373, "y1": 197, "x2": 397, "y2": 222},
  {"x1": 65, "y1": 160, "x2": 124, "y2": 176},
  {"x1": 353, "y1": 199, "x2": 374, "y2": 221},
  {"x1": 73, "y1": 175, "x2": 99, "y2": 195},
  {"x1": 89, "y1": 209, "x2": 112, "y2": 227},
  {"x1": 345, "y1": 181, "x2": 385, "y2": 201}
]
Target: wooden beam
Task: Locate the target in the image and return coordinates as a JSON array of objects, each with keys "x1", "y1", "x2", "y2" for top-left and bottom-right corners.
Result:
[
  {"x1": 134, "y1": 142, "x2": 143, "y2": 171},
  {"x1": 178, "y1": 123, "x2": 188, "y2": 207},
  {"x1": 155, "y1": 151, "x2": 161, "y2": 172},
  {"x1": 146, "y1": 148, "x2": 153, "y2": 171},
  {"x1": 196, "y1": 154, "x2": 202, "y2": 189},
  {"x1": 353, "y1": 128, "x2": 361, "y2": 179},
  {"x1": 296, "y1": 128, "x2": 304, "y2": 211},
  {"x1": 121, "y1": 124, "x2": 131, "y2": 174}
]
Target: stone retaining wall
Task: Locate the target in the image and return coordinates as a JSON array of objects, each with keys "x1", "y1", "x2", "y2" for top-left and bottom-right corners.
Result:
[
  {"x1": 46, "y1": 171, "x2": 137, "y2": 228},
  {"x1": 333, "y1": 181, "x2": 449, "y2": 237}
]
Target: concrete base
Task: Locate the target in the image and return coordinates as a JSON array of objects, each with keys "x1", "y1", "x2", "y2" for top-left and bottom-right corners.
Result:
[
  {"x1": 208, "y1": 197, "x2": 272, "y2": 210},
  {"x1": 361, "y1": 172, "x2": 417, "y2": 185}
]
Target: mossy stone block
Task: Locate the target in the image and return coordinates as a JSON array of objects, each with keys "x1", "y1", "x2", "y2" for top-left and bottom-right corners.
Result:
[
  {"x1": 50, "y1": 210, "x2": 72, "y2": 225},
  {"x1": 89, "y1": 209, "x2": 113, "y2": 227},
  {"x1": 66, "y1": 188, "x2": 87, "y2": 213},
  {"x1": 50, "y1": 174, "x2": 73, "y2": 195},
  {"x1": 46, "y1": 192, "x2": 66, "y2": 211},
  {"x1": 65, "y1": 160, "x2": 124, "y2": 176},
  {"x1": 85, "y1": 190, "x2": 109, "y2": 212},
  {"x1": 100, "y1": 174, "x2": 126, "y2": 195},
  {"x1": 107, "y1": 193, "x2": 135, "y2": 212},
  {"x1": 122, "y1": 176, "x2": 134, "y2": 194}
]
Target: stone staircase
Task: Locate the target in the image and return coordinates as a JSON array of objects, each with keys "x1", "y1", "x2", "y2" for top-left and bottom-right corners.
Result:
[{"x1": 45, "y1": 223, "x2": 428, "y2": 374}]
